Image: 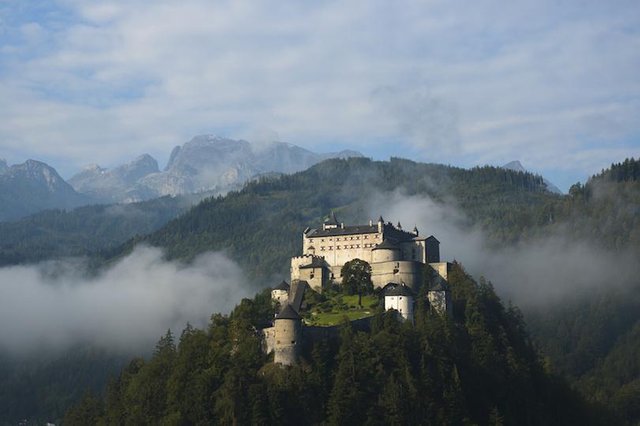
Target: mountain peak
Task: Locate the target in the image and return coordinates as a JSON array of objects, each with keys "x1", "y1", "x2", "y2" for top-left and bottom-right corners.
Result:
[
  {"x1": 502, "y1": 160, "x2": 526, "y2": 172},
  {"x1": 501, "y1": 160, "x2": 562, "y2": 194}
]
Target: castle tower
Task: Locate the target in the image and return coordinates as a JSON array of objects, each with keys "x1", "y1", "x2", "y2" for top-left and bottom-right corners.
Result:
[
  {"x1": 273, "y1": 304, "x2": 301, "y2": 366},
  {"x1": 271, "y1": 280, "x2": 290, "y2": 307},
  {"x1": 371, "y1": 240, "x2": 401, "y2": 263},
  {"x1": 384, "y1": 283, "x2": 415, "y2": 322}
]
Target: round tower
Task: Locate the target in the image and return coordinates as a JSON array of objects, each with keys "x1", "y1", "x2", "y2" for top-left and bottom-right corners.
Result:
[
  {"x1": 384, "y1": 283, "x2": 415, "y2": 322},
  {"x1": 372, "y1": 240, "x2": 401, "y2": 262},
  {"x1": 273, "y1": 304, "x2": 301, "y2": 366}
]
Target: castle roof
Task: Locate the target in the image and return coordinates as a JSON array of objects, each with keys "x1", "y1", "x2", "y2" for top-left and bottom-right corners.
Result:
[
  {"x1": 372, "y1": 240, "x2": 400, "y2": 250},
  {"x1": 307, "y1": 224, "x2": 378, "y2": 237},
  {"x1": 324, "y1": 211, "x2": 340, "y2": 225},
  {"x1": 299, "y1": 257, "x2": 327, "y2": 269},
  {"x1": 384, "y1": 283, "x2": 414, "y2": 297},
  {"x1": 307, "y1": 221, "x2": 422, "y2": 240},
  {"x1": 273, "y1": 280, "x2": 290, "y2": 291},
  {"x1": 276, "y1": 303, "x2": 301, "y2": 320}
]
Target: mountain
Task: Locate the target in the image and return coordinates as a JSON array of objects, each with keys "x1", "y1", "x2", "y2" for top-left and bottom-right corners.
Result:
[
  {"x1": 502, "y1": 160, "x2": 563, "y2": 194},
  {"x1": 0, "y1": 157, "x2": 551, "y2": 269},
  {"x1": 69, "y1": 136, "x2": 364, "y2": 202},
  {"x1": 68, "y1": 154, "x2": 160, "y2": 203},
  {"x1": 0, "y1": 160, "x2": 89, "y2": 222},
  {"x1": 0, "y1": 159, "x2": 8, "y2": 174}
]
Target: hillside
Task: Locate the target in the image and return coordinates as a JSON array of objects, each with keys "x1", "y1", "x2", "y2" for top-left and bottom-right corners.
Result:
[
  {"x1": 118, "y1": 157, "x2": 555, "y2": 280},
  {"x1": 63, "y1": 263, "x2": 608, "y2": 426},
  {"x1": 0, "y1": 193, "x2": 209, "y2": 266}
]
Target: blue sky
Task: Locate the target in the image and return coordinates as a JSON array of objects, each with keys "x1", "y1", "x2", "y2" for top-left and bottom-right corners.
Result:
[{"x1": 1, "y1": 0, "x2": 639, "y2": 191}]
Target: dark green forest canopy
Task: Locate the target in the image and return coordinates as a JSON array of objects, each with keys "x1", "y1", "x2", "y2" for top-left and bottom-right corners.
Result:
[{"x1": 63, "y1": 263, "x2": 612, "y2": 426}]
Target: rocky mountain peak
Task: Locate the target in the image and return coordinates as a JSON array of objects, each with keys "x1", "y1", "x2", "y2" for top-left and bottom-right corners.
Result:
[{"x1": 501, "y1": 160, "x2": 562, "y2": 194}]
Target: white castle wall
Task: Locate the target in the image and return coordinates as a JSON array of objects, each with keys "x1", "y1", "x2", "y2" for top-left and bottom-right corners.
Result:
[
  {"x1": 385, "y1": 294, "x2": 414, "y2": 322},
  {"x1": 304, "y1": 232, "x2": 383, "y2": 267}
]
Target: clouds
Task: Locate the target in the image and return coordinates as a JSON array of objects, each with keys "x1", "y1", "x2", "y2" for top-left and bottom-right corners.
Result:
[
  {"x1": 372, "y1": 190, "x2": 640, "y2": 307},
  {"x1": 0, "y1": 0, "x2": 639, "y2": 186},
  {"x1": 0, "y1": 246, "x2": 251, "y2": 354}
]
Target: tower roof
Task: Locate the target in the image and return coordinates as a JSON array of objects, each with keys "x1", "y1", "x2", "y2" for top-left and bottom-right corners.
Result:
[
  {"x1": 324, "y1": 211, "x2": 339, "y2": 225},
  {"x1": 276, "y1": 304, "x2": 301, "y2": 320},
  {"x1": 299, "y1": 257, "x2": 327, "y2": 269},
  {"x1": 273, "y1": 280, "x2": 290, "y2": 291},
  {"x1": 384, "y1": 283, "x2": 414, "y2": 297},
  {"x1": 372, "y1": 240, "x2": 400, "y2": 250}
]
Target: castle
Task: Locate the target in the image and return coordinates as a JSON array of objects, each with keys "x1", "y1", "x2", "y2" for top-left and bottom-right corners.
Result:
[
  {"x1": 291, "y1": 213, "x2": 450, "y2": 291},
  {"x1": 263, "y1": 214, "x2": 452, "y2": 366}
]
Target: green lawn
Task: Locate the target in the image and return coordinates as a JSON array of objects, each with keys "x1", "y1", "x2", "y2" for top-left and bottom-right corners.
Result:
[
  {"x1": 304, "y1": 310, "x2": 374, "y2": 326},
  {"x1": 302, "y1": 293, "x2": 380, "y2": 326}
]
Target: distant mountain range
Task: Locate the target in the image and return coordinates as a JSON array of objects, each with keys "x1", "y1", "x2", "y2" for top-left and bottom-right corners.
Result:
[
  {"x1": 0, "y1": 159, "x2": 89, "y2": 222},
  {"x1": 501, "y1": 160, "x2": 563, "y2": 194},
  {"x1": 69, "y1": 136, "x2": 363, "y2": 203},
  {"x1": 0, "y1": 137, "x2": 362, "y2": 221}
]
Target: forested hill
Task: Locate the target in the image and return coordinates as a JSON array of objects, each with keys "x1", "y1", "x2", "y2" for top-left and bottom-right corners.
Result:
[
  {"x1": 111, "y1": 157, "x2": 555, "y2": 280},
  {"x1": 0, "y1": 192, "x2": 212, "y2": 266},
  {"x1": 64, "y1": 263, "x2": 609, "y2": 425}
]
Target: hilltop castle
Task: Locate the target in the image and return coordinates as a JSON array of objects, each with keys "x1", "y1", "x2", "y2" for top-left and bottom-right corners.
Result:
[
  {"x1": 291, "y1": 213, "x2": 450, "y2": 291},
  {"x1": 263, "y1": 214, "x2": 452, "y2": 366}
]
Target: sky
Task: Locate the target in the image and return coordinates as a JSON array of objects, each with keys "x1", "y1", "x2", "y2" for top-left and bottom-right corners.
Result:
[{"x1": 1, "y1": 1, "x2": 639, "y2": 191}]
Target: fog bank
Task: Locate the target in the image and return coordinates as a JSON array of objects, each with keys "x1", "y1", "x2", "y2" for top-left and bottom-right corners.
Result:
[
  {"x1": 372, "y1": 191, "x2": 640, "y2": 306},
  {"x1": 0, "y1": 246, "x2": 250, "y2": 355}
]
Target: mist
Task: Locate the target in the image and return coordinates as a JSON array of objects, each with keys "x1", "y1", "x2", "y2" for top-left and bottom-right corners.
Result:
[
  {"x1": 371, "y1": 190, "x2": 640, "y2": 307},
  {"x1": 0, "y1": 246, "x2": 251, "y2": 355}
]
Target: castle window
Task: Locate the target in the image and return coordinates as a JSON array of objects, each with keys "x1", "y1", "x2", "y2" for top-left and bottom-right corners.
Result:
[{"x1": 337, "y1": 245, "x2": 341, "y2": 249}]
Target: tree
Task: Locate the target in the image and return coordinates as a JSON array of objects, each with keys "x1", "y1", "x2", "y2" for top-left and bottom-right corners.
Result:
[{"x1": 340, "y1": 258, "x2": 373, "y2": 306}]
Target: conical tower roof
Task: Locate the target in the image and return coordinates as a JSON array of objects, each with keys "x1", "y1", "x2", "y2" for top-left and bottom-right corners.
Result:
[
  {"x1": 273, "y1": 280, "x2": 290, "y2": 291},
  {"x1": 276, "y1": 304, "x2": 301, "y2": 320}
]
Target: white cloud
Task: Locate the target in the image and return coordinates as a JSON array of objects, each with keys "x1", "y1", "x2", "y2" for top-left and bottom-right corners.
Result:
[
  {"x1": 0, "y1": 0, "x2": 638, "y2": 179},
  {"x1": 0, "y1": 246, "x2": 251, "y2": 354}
]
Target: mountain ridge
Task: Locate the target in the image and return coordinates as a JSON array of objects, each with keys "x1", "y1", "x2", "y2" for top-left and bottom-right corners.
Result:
[{"x1": 69, "y1": 136, "x2": 364, "y2": 202}]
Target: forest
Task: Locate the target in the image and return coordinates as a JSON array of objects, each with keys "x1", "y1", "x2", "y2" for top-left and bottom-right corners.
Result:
[{"x1": 64, "y1": 263, "x2": 611, "y2": 425}]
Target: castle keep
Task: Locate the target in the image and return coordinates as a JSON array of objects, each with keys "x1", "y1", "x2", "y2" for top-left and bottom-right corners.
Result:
[{"x1": 291, "y1": 213, "x2": 448, "y2": 291}]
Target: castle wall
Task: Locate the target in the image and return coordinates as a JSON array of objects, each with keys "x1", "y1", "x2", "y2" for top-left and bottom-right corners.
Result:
[
  {"x1": 262, "y1": 326, "x2": 276, "y2": 355},
  {"x1": 427, "y1": 290, "x2": 451, "y2": 315},
  {"x1": 372, "y1": 248, "x2": 401, "y2": 263},
  {"x1": 304, "y1": 232, "x2": 382, "y2": 267},
  {"x1": 385, "y1": 295, "x2": 414, "y2": 322},
  {"x1": 429, "y1": 262, "x2": 451, "y2": 281},
  {"x1": 371, "y1": 260, "x2": 423, "y2": 290},
  {"x1": 271, "y1": 289, "x2": 288, "y2": 306}
]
